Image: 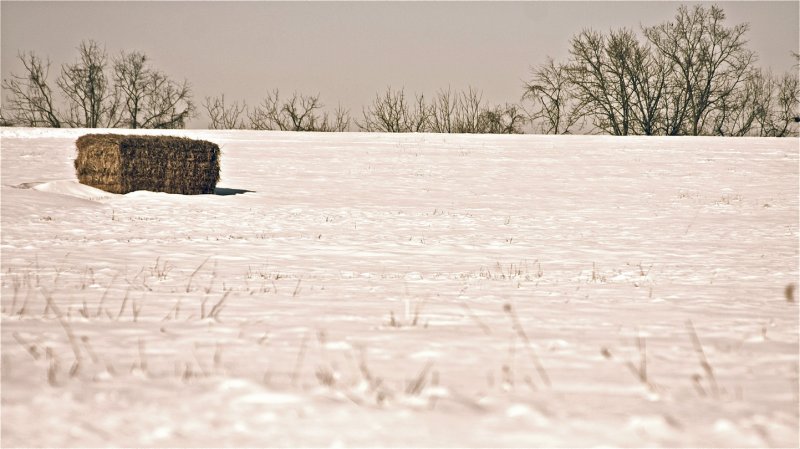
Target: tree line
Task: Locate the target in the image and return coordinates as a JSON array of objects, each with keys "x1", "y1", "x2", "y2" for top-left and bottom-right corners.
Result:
[
  {"x1": 203, "y1": 86, "x2": 525, "y2": 134},
  {"x1": 524, "y1": 4, "x2": 799, "y2": 137},
  {"x1": 1, "y1": 40, "x2": 193, "y2": 129},
  {"x1": 2, "y1": 4, "x2": 798, "y2": 136}
]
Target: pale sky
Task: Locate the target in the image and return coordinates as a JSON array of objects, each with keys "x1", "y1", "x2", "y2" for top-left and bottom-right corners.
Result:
[{"x1": 2, "y1": 1, "x2": 798, "y2": 129}]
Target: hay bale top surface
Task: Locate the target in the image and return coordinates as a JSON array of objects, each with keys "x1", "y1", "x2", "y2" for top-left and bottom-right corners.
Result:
[
  {"x1": 75, "y1": 134, "x2": 219, "y2": 155},
  {"x1": 75, "y1": 133, "x2": 220, "y2": 195}
]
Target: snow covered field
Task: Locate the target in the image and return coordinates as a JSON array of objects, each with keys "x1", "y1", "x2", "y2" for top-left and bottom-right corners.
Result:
[{"x1": 1, "y1": 128, "x2": 798, "y2": 447}]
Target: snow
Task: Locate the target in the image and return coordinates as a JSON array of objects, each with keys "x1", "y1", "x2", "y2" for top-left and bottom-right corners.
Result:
[{"x1": 1, "y1": 127, "x2": 798, "y2": 447}]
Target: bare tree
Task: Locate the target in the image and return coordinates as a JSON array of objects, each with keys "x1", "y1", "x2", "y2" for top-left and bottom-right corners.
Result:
[
  {"x1": 429, "y1": 86, "x2": 491, "y2": 133},
  {"x1": 326, "y1": 103, "x2": 351, "y2": 132},
  {"x1": 706, "y1": 68, "x2": 798, "y2": 137},
  {"x1": 523, "y1": 58, "x2": 583, "y2": 134},
  {"x1": 760, "y1": 71, "x2": 799, "y2": 137},
  {"x1": 2, "y1": 41, "x2": 193, "y2": 129},
  {"x1": 774, "y1": 72, "x2": 799, "y2": 136},
  {"x1": 141, "y1": 72, "x2": 193, "y2": 129},
  {"x1": 563, "y1": 29, "x2": 668, "y2": 136},
  {"x1": 249, "y1": 90, "x2": 348, "y2": 132},
  {"x1": 479, "y1": 103, "x2": 526, "y2": 134},
  {"x1": 533, "y1": 5, "x2": 759, "y2": 136},
  {"x1": 644, "y1": 5, "x2": 755, "y2": 135},
  {"x1": 622, "y1": 34, "x2": 668, "y2": 135},
  {"x1": 429, "y1": 87, "x2": 457, "y2": 133},
  {"x1": 283, "y1": 92, "x2": 323, "y2": 131},
  {"x1": 410, "y1": 93, "x2": 432, "y2": 132},
  {"x1": 2, "y1": 52, "x2": 62, "y2": 127},
  {"x1": 566, "y1": 28, "x2": 651, "y2": 136},
  {"x1": 203, "y1": 94, "x2": 247, "y2": 129},
  {"x1": 358, "y1": 87, "x2": 430, "y2": 132},
  {"x1": 113, "y1": 51, "x2": 194, "y2": 129},
  {"x1": 790, "y1": 52, "x2": 800, "y2": 127},
  {"x1": 524, "y1": 5, "x2": 781, "y2": 137},
  {"x1": 711, "y1": 68, "x2": 768, "y2": 136},
  {"x1": 359, "y1": 87, "x2": 410, "y2": 132},
  {"x1": 0, "y1": 108, "x2": 13, "y2": 126},
  {"x1": 248, "y1": 89, "x2": 281, "y2": 130},
  {"x1": 453, "y1": 87, "x2": 486, "y2": 133},
  {"x1": 57, "y1": 40, "x2": 120, "y2": 128},
  {"x1": 360, "y1": 85, "x2": 524, "y2": 134},
  {"x1": 286, "y1": 91, "x2": 322, "y2": 131},
  {"x1": 113, "y1": 51, "x2": 148, "y2": 128}
]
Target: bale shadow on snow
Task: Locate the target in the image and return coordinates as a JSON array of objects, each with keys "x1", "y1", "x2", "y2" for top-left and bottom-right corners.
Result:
[{"x1": 214, "y1": 187, "x2": 255, "y2": 196}]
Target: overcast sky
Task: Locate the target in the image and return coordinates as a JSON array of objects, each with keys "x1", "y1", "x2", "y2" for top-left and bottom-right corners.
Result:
[{"x1": 2, "y1": 1, "x2": 798, "y2": 129}]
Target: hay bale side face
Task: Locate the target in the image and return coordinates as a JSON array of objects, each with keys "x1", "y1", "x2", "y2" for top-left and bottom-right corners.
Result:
[
  {"x1": 75, "y1": 134, "x2": 220, "y2": 195},
  {"x1": 74, "y1": 134, "x2": 127, "y2": 194}
]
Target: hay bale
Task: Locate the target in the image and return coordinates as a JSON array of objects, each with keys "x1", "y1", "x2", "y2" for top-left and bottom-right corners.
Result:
[{"x1": 74, "y1": 134, "x2": 220, "y2": 195}]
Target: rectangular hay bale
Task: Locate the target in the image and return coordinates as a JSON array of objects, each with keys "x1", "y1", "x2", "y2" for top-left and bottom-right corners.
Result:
[{"x1": 74, "y1": 134, "x2": 220, "y2": 195}]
